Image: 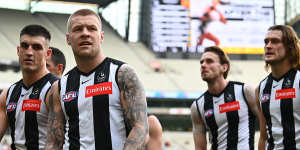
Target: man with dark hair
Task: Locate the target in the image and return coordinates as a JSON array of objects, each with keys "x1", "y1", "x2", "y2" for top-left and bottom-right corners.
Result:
[
  {"x1": 0, "y1": 24, "x2": 58, "y2": 149},
  {"x1": 46, "y1": 46, "x2": 66, "y2": 78},
  {"x1": 45, "y1": 9, "x2": 148, "y2": 150},
  {"x1": 257, "y1": 25, "x2": 300, "y2": 149},
  {"x1": 191, "y1": 46, "x2": 262, "y2": 150}
]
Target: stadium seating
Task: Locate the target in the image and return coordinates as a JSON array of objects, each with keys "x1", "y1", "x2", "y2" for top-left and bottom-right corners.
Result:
[{"x1": 0, "y1": 8, "x2": 267, "y2": 95}]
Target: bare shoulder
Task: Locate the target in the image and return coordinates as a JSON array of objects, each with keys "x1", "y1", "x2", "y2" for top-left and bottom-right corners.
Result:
[
  {"x1": 148, "y1": 115, "x2": 162, "y2": 137},
  {"x1": 148, "y1": 115, "x2": 162, "y2": 131},
  {"x1": 117, "y1": 64, "x2": 146, "y2": 102},
  {"x1": 45, "y1": 81, "x2": 60, "y2": 108},
  {"x1": 148, "y1": 115, "x2": 160, "y2": 124},
  {"x1": 190, "y1": 101, "x2": 200, "y2": 117},
  {"x1": 243, "y1": 84, "x2": 256, "y2": 102},
  {"x1": 0, "y1": 88, "x2": 8, "y2": 107},
  {"x1": 243, "y1": 84, "x2": 255, "y2": 94},
  {"x1": 190, "y1": 101, "x2": 203, "y2": 124},
  {"x1": 117, "y1": 64, "x2": 142, "y2": 87}
]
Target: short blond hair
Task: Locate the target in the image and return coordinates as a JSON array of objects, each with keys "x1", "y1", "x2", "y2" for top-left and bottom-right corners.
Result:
[{"x1": 67, "y1": 9, "x2": 102, "y2": 33}]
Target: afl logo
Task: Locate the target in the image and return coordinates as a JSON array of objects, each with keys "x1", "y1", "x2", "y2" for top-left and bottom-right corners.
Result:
[
  {"x1": 7, "y1": 103, "x2": 17, "y2": 112},
  {"x1": 261, "y1": 94, "x2": 270, "y2": 103},
  {"x1": 204, "y1": 109, "x2": 213, "y2": 118},
  {"x1": 63, "y1": 91, "x2": 78, "y2": 102}
]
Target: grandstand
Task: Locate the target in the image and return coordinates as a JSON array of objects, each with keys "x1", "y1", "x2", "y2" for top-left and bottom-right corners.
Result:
[{"x1": 0, "y1": 7, "x2": 268, "y2": 93}]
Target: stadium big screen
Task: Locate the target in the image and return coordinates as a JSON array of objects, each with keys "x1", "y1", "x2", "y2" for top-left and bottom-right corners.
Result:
[{"x1": 141, "y1": 0, "x2": 274, "y2": 58}]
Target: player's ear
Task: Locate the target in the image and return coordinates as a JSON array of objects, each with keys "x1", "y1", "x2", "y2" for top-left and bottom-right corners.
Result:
[
  {"x1": 66, "y1": 34, "x2": 71, "y2": 45},
  {"x1": 46, "y1": 48, "x2": 52, "y2": 57},
  {"x1": 46, "y1": 48, "x2": 52, "y2": 61},
  {"x1": 222, "y1": 64, "x2": 228, "y2": 73},
  {"x1": 100, "y1": 31, "x2": 104, "y2": 43},
  {"x1": 17, "y1": 46, "x2": 21, "y2": 56},
  {"x1": 58, "y1": 64, "x2": 64, "y2": 74}
]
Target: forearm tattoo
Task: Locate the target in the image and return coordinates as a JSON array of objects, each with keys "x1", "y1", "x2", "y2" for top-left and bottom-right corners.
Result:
[
  {"x1": 118, "y1": 65, "x2": 148, "y2": 150},
  {"x1": 45, "y1": 93, "x2": 65, "y2": 150}
]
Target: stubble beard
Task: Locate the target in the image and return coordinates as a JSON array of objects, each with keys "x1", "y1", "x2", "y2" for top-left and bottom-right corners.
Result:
[{"x1": 265, "y1": 55, "x2": 286, "y2": 67}]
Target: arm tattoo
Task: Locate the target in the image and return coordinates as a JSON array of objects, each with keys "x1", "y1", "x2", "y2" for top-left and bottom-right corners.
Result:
[
  {"x1": 45, "y1": 92, "x2": 65, "y2": 150},
  {"x1": 118, "y1": 65, "x2": 148, "y2": 150}
]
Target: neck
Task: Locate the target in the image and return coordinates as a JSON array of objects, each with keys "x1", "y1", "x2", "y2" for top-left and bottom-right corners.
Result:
[
  {"x1": 22, "y1": 68, "x2": 49, "y2": 87},
  {"x1": 207, "y1": 77, "x2": 228, "y2": 95},
  {"x1": 75, "y1": 52, "x2": 106, "y2": 73},
  {"x1": 270, "y1": 59, "x2": 292, "y2": 79}
]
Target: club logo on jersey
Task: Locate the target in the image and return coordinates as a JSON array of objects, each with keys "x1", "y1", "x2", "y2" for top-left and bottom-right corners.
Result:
[
  {"x1": 219, "y1": 101, "x2": 240, "y2": 113},
  {"x1": 7, "y1": 103, "x2": 17, "y2": 112},
  {"x1": 32, "y1": 89, "x2": 39, "y2": 95},
  {"x1": 22, "y1": 99, "x2": 41, "y2": 112},
  {"x1": 261, "y1": 94, "x2": 270, "y2": 103},
  {"x1": 63, "y1": 91, "x2": 78, "y2": 102},
  {"x1": 225, "y1": 94, "x2": 233, "y2": 101},
  {"x1": 85, "y1": 82, "x2": 112, "y2": 98},
  {"x1": 284, "y1": 79, "x2": 292, "y2": 87},
  {"x1": 204, "y1": 109, "x2": 214, "y2": 118},
  {"x1": 96, "y1": 72, "x2": 106, "y2": 82},
  {"x1": 275, "y1": 88, "x2": 296, "y2": 100}
]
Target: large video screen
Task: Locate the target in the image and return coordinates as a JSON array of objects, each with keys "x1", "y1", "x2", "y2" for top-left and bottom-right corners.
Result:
[
  {"x1": 190, "y1": 0, "x2": 274, "y2": 54},
  {"x1": 141, "y1": 0, "x2": 274, "y2": 58}
]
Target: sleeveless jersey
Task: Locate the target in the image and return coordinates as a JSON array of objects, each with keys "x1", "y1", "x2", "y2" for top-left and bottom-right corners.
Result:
[
  {"x1": 195, "y1": 81, "x2": 255, "y2": 150},
  {"x1": 59, "y1": 57, "x2": 128, "y2": 150},
  {"x1": 258, "y1": 69, "x2": 300, "y2": 149},
  {"x1": 6, "y1": 73, "x2": 58, "y2": 150}
]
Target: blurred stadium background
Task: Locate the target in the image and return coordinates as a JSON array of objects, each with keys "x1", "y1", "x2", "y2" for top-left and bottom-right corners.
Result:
[{"x1": 1, "y1": 0, "x2": 300, "y2": 149}]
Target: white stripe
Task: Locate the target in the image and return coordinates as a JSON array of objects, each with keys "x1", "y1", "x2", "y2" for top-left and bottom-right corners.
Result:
[
  {"x1": 109, "y1": 63, "x2": 126, "y2": 150},
  {"x1": 78, "y1": 72, "x2": 96, "y2": 150}
]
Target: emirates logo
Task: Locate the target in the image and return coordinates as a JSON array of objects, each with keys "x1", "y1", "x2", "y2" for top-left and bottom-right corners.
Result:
[{"x1": 85, "y1": 82, "x2": 112, "y2": 98}]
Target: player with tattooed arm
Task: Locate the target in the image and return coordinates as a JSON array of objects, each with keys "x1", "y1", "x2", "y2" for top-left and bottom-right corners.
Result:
[{"x1": 45, "y1": 9, "x2": 149, "y2": 150}]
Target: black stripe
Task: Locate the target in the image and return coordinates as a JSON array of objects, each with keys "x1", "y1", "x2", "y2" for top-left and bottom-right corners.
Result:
[
  {"x1": 280, "y1": 70, "x2": 296, "y2": 149},
  {"x1": 261, "y1": 76, "x2": 274, "y2": 149},
  {"x1": 7, "y1": 81, "x2": 22, "y2": 150},
  {"x1": 241, "y1": 84, "x2": 255, "y2": 150},
  {"x1": 25, "y1": 88, "x2": 40, "y2": 150},
  {"x1": 64, "y1": 70, "x2": 80, "y2": 150},
  {"x1": 204, "y1": 92, "x2": 218, "y2": 150},
  {"x1": 93, "y1": 61, "x2": 112, "y2": 150},
  {"x1": 25, "y1": 74, "x2": 54, "y2": 150},
  {"x1": 224, "y1": 82, "x2": 239, "y2": 150}
]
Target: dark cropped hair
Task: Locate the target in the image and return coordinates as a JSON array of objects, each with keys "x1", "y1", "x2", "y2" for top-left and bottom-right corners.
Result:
[
  {"x1": 50, "y1": 47, "x2": 66, "y2": 73},
  {"x1": 20, "y1": 24, "x2": 51, "y2": 41},
  {"x1": 204, "y1": 46, "x2": 230, "y2": 79},
  {"x1": 266, "y1": 25, "x2": 300, "y2": 70}
]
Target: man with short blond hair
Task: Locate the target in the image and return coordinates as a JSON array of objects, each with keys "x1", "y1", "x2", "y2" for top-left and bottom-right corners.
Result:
[{"x1": 45, "y1": 9, "x2": 148, "y2": 150}]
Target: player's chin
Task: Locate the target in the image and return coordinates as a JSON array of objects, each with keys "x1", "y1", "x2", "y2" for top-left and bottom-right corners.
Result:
[
  {"x1": 264, "y1": 58, "x2": 275, "y2": 64},
  {"x1": 201, "y1": 76, "x2": 210, "y2": 81},
  {"x1": 22, "y1": 66, "x2": 37, "y2": 73}
]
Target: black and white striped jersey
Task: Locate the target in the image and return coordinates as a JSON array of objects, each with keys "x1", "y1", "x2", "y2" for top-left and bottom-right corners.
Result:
[
  {"x1": 258, "y1": 69, "x2": 300, "y2": 149},
  {"x1": 6, "y1": 73, "x2": 58, "y2": 150},
  {"x1": 195, "y1": 81, "x2": 255, "y2": 150},
  {"x1": 59, "y1": 57, "x2": 128, "y2": 150}
]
